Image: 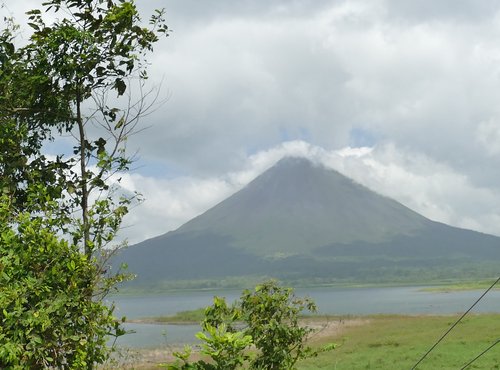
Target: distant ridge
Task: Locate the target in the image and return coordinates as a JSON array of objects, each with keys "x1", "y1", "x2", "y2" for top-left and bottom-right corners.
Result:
[{"x1": 116, "y1": 156, "x2": 500, "y2": 288}]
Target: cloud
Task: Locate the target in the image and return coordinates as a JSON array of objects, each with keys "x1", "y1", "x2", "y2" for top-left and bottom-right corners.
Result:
[
  {"x1": 117, "y1": 141, "x2": 500, "y2": 244},
  {"x1": 7, "y1": 0, "x2": 500, "y2": 182},
  {"x1": 8, "y1": 0, "x2": 500, "y2": 182},
  {"x1": 120, "y1": 0, "x2": 500, "y2": 191},
  {"x1": 476, "y1": 118, "x2": 500, "y2": 156},
  {"x1": 384, "y1": 0, "x2": 500, "y2": 23}
]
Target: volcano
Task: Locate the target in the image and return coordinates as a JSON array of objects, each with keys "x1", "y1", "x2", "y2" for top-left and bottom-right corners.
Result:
[{"x1": 116, "y1": 157, "x2": 500, "y2": 287}]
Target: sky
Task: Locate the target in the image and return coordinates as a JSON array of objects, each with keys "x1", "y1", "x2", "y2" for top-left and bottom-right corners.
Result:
[{"x1": 4, "y1": 0, "x2": 500, "y2": 244}]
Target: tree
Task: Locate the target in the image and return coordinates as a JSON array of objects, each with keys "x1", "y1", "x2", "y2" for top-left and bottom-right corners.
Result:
[
  {"x1": 0, "y1": 0, "x2": 168, "y2": 368},
  {"x1": 0, "y1": 13, "x2": 65, "y2": 210},
  {"x1": 166, "y1": 280, "x2": 335, "y2": 370},
  {"x1": 20, "y1": 0, "x2": 169, "y2": 256}
]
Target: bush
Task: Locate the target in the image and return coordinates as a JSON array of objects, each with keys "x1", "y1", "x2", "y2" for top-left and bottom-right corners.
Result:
[
  {"x1": 0, "y1": 200, "x2": 123, "y2": 369},
  {"x1": 165, "y1": 280, "x2": 335, "y2": 370}
]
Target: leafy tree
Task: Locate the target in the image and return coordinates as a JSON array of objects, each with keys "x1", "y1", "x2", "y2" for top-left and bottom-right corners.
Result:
[
  {"x1": 166, "y1": 280, "x2": 335, "y2": 370},
  {"x1": 0, "y1": 0, "x2": 168, "y2": 368},
  {"x1": 0, "y1": 10, "x2": 76, "y2": 211},
  {"x1": 19, "y1": 0, "x2": 168, "y2": 256}
]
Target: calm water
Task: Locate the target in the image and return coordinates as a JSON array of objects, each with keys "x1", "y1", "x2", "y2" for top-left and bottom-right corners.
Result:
[{"x1": 109, "y1": 286, "x2": 500, "y2": 348}]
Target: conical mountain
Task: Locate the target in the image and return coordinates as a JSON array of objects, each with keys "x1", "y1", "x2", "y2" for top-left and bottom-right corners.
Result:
[
  {"x1": 172, "y1": 157, "x2": 430, "y2": 257},
  {"x1": 117, "y1": 157, "x2": 500, "y2": 287}
]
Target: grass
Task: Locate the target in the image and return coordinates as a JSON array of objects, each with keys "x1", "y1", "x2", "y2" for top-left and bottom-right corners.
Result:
[{"x1": 299, "y1": 314, "x2": 500, "y2": 369}]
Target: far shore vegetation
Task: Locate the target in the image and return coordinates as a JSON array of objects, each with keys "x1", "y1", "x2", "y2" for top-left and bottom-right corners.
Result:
[
  {"x1": 129, "y1": 308, "x2": 207, "y2": 325},
  {"x1": 115, "y1": 273, "x2": 500, "y2": 296},
  {"x1": 419, "y1": 279, "x2": 500, "y2": 292}
]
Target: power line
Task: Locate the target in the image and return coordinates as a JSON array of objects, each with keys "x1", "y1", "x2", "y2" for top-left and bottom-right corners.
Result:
[
  {"x1": 460, "y1": 338, "x2": 500, "y2": 370},
  {"x1": 410, "y1": 276, "x2": 500, "y2": 370}
]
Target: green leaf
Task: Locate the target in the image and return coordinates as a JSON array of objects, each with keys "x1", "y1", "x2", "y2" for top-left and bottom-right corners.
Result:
[
  {"x1": 114, "y1": 116, "x2": 125, "y2": 129},
  {"x1": 114, "y1": 78, "x2": 126, "y2": 96}
]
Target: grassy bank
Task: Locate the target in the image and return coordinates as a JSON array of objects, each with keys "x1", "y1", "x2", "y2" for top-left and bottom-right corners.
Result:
[
  {"x1": 129, "y1": 308, "x2": 206, "y2": 325},
  {"x1": 420, "y1": 279, "x2": 500, "y2": 292},
  {"x1": 121, "y1": 313, "x2": 500, "y2": 369}
]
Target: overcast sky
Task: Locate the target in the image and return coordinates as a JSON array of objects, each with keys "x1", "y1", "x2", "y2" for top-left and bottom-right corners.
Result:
[{"x1": 4, "y1": 0, "x2": 500, "y2": 244}]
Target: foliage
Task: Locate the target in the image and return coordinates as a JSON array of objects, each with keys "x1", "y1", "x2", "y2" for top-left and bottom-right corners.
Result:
[
  {"x1": 196, "y1": 324, "x2": 253, "y2": 369},
  {"x1": 14, "y1": 0, "x2": 169, "y2": 256},
  {"x1": 0, "y1": 0, "x2": 168, "y2": 368},
  {"x1": 0, "y1": 196, "x2": 125, "y2": 369},
  {"x1": 240, "y1": 282, "x2": 319, "y2": 369},
  {"x1": 165, "y1": 280, "x2": 335, "y2": 370},
  {"x1": 0, "y1": 14, "x2": 57, "y2": 208}
]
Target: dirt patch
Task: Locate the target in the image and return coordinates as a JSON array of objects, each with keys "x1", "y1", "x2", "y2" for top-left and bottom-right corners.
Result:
[
  {"x1": 303, "y1": 317, "x2": 371, "y2": 342},
  {"x1": 105, "y1": 345, "x2": 205, "y2": 370}
]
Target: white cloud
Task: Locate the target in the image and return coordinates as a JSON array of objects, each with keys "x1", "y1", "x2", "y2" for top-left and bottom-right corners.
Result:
[
  {"x1": 117, "y1": 0, "x2": 500, "y2": 189},
  {"x1": 476, "y1": 118, "x2": 500, "y2": 156}
]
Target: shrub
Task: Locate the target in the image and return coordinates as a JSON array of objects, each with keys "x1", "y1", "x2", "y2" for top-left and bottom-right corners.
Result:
[
  {"x1": 165, "y1": 280, "x2": 335, "y2": 370},
  {"x1": 0, "y1": 200, "x2": 124, "y2": 369}
]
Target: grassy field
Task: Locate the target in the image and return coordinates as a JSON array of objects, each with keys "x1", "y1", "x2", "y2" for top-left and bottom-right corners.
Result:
[
  {"x1": 123, "y1": 314, "x2": 500, "y2": 369},
  {"x1": 299, "y1": 314, "x2": 500, "y2": 370}
]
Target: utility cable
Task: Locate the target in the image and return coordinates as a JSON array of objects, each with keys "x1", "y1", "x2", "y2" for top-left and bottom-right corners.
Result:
[
  {"x1": 410, "y1": 276, "x2": 500, "y2": 370},
  {"x1": 459, "y1": 338, "x2": 500, "y2": 370}
]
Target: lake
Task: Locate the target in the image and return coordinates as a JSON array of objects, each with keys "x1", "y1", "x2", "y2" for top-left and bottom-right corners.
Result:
[{"x1": 109, "y1": 285, "x2": 500, "y2": 348}]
